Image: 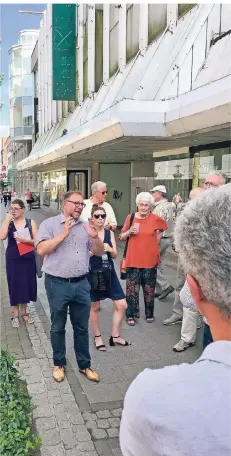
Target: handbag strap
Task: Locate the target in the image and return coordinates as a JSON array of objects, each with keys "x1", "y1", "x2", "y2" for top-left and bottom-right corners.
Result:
[
  {"x1": 123, "y1": 213, "x2": 135, "y2": 259},
  {"x1": 26, "y1": 218, "x2": 32, "y2": 239}
]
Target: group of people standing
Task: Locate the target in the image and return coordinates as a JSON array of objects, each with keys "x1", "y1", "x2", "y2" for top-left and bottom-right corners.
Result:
[{"x1": 0, "y1": 173, "x2": 226, "y2": 385}]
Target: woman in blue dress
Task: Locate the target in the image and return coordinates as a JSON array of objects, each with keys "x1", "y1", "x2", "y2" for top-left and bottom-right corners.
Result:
[
  {"x1": 0, "y1": 199, "x2": 37, "y2": 328},
  {"x1": 89, "y1": 205, "x2": 130, "y2": 351}
]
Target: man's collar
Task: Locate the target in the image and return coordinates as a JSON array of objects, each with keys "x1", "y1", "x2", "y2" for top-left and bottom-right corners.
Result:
[{"x1": 197, "y1": 340, "x2": 231, "y2": 367}]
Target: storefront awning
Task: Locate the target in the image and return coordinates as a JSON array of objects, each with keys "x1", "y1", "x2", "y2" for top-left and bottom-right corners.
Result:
[{"x1": 17, "y1": 76, "x2": 231, "y2": 172}]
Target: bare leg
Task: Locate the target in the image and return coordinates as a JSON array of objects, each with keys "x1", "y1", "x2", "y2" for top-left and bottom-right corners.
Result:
[
  {"x1": 12, "y1": 305, "x2": 19, "y2": 318},
  {"x1": 90, "y1": 301, "x2": 106, "y2": 350},
  {"x1": 111, "y1": 299, "x2": 127, "y2": 344},
  {"x1": 20, "y1": 303, "x2": 34, "y2": 324}
]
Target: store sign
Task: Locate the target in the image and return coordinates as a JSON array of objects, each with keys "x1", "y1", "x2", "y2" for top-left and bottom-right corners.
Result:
[{"x1": 52, "y1": 4, "x2": 77, "y2": 101}]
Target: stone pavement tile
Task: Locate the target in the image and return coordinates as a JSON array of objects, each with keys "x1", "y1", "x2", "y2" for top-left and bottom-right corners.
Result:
[
  {"x1": 111, "y1": 409, "x2": 122, "y2": 418},
  {"x1": 111, "y1": 449, "x2": 123, "y2": 456},
  {"x1": 60, "y1": 429, "x2": 78, "y2": 449},
  {"x1": 82, "y1": 412, "x2": 98, "y2": 421},
  {"x1": 66, "y1": 450, "x2": 98, "y2": 456},
  {"x1": 85, "y1": 420, "x2": 98, "y2": 430},
  {"x1": 40, "y1": 444, "x2": 65, "y2": 456},
  {"x1": 41, "y1": 428, "x2": 61, "y2": 446},
  {"x1": 81, "y1": 383, "x2": 122, "y2": 404},
  {"x1": 97, "y1": 419, "x2": 110, "y2": 429},
  {"x1": 96, "y1": 410, "x2": 111, "y2": 419},
  {"x1": 91, "y1": 429, "x2": 108, "y2": 440},
  {"x1": 107, "y1": 428, "x2": 119, "y2": 438},
  {"x1": 35, "y1": 417, "x2": 56, "y2": 433},
  {"x1": 94, "y1": 440, "x2": 115, "y2": 456},
  {"x1": 108, "y1": 418, "x2": 120, "y2": 428},
  {"x1": 33, "y1": 405, "x2": 54, "y2": 419},
  {"x1": 108, "y1": 438, "x2": 120, "y2": 449}
]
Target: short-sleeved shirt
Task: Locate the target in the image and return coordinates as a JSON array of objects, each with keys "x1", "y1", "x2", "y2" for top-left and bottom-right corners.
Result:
[
  {"x1": 120, "y1": 341, "x2": 231, "y2": 456},
  {"x1": 121, "y1": 213, "x2": 167, "y2": 268},
  {"x1": 80, "y1": 199, "x2": 117, "y2": 227},
  {"x1": 35, "y1": 214, "x2": 92, "y2": 278},
  {"x1": 25, "y1": 191, "x2": 32, "y2": 200}
]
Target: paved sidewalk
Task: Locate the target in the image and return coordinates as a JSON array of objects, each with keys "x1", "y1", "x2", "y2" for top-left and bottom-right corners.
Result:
[{"x1": 0, "y1": 205, "x2": 203, "y2": 456}]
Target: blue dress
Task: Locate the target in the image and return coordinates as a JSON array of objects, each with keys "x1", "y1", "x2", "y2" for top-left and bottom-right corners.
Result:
[
  {"x1": 88, "y1": 230, "x2": 125, "y2": 303},
  {"x1": 6, "y1": 219, "x2": 37, "y2": 307}
]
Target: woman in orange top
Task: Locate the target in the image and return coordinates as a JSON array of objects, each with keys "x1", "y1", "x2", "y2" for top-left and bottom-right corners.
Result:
[{"x1": 120, "y1": 192, "x2": 167, "y2": 326}]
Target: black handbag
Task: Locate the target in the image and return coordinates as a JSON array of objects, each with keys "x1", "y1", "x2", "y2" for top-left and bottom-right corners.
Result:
[
  {"x1": 91, "y1": 266, "x2": 111, "y2": 294},
  {"x1": 120, "y1": 213, "x2": 135, "y2": 280}
]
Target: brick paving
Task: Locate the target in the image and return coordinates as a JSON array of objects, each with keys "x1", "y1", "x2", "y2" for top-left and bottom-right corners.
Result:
[{"x1": 0, "y1": 205, "x2": 203, "y2": 455}]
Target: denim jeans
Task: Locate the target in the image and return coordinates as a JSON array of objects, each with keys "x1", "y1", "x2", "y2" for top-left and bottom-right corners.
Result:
[
  {"x1": 203, "y1": 323, "x2": 213, "y2": 349},
  {"x1": 45, "y1": 274, "x2": 91, "y2": 370}
]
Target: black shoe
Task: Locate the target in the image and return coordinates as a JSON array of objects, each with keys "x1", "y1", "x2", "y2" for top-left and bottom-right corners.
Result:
[{"x1": 158, "y1": 286, "x2": 174, "y2": 300}]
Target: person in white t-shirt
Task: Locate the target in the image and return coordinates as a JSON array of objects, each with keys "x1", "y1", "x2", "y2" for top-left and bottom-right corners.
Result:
[{"x1": 80, "y1": 181, "x2": 117, "y2": 231}]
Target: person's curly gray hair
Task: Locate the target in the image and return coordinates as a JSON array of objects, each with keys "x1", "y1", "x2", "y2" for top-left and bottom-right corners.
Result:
[
  {"x1": 174, "y1": 185, "x2": 231, "y2": 319},
  {"x1": 91, "y1": 181, "x2": 107, "y2": 194},
  {"x1": 136, "y1": 192, "x2": 154, "y2": 206}
]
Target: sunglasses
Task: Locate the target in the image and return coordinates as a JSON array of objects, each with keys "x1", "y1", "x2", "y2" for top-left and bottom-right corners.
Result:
[
  {"x1": 93, "y1": 214, "x2": 106, "y2": 219},
  {"x1": 101, "y1": 191, "x2": 107, "y2": 195}
]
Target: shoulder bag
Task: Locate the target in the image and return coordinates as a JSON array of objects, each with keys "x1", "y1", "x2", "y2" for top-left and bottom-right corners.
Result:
[
  {"x1": 120, "y1": 213, "x2": 135, "y2": 280},
  {"x1": 90, "y1": 231, "x2": 112, "y2": 294},
  {"x1": 27, "y1": 219, "x2": 43, "y2": 278}
]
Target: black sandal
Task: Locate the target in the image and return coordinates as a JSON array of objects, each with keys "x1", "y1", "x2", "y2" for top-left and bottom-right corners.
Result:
[
  {"x1": 109, "y1": 336, "x2": 131, "y2": 347},
  {"x1": 94, "y1": 335, "x2": 106, "y2": 351}
]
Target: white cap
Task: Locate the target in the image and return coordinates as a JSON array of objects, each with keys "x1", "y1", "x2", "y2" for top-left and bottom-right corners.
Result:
[{"x1": 150, "y1": 185, "x2": 167, "y2": 193}]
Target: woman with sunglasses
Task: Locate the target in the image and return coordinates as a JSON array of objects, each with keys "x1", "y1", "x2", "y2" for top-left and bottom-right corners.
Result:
[
  {"x1": 0, "y1": 199, "x2": 37, "y2": 328},
  {"x1": 88, "y1": 205, "x2": 129, "y2": 351}
]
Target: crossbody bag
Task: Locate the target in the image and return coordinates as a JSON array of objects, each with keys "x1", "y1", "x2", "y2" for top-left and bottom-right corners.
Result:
[{"x1": 120, "y1": 213, "x2": 135, "y2": 280}]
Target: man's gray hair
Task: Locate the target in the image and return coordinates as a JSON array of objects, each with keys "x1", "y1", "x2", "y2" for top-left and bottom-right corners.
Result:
[
  {"x1": 174, "y1": 186, "x2": 231, "y2": 319},
  {"x1": 136, "y1": 192, "x2": 154, "y2": 206},
  {"x1": 91, "y1": 181, "x2": 107, "y2": 194},
  {"x1": 206, "y1": 170, "x2": 228, "y2": 185}
]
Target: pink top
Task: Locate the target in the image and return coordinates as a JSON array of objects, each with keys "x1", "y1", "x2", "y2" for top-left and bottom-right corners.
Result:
[{"x1": 25, "y1": 191, "x2": 31, "y2": 200}]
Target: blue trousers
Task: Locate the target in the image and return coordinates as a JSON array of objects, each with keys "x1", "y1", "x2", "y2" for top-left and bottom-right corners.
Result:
[{"x1": 45, "y1": 274, "x2": 91, "y2": 370}]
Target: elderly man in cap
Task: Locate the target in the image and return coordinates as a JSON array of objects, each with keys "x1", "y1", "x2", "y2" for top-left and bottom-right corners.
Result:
[{"x1": 151, "y1": 185, "x2": 174, "y2": 300}]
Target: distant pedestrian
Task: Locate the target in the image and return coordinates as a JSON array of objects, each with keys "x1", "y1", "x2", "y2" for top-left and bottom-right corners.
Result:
[
  {"x1": 7, "y1": 191, "x2": 11, "y2": 207},
  {"x1": 35, "y1": 191, "x2": 104, "y2": 384},
  {"x1": 120, "y1": 185, "x2": 231, "y2": 456},
  {"x1": 3, "y1": 192, "x2": 8, "y2": 208},
  {"x1": 89, "y1": 205, "x2": 129, "y2": 351},
  {"x1": 25, "y1": 189, "x2": 32, "y2": 211},
  {"x1": 151, "y1": 185, "x2": 174, "y2": 300},
  {"x1": 120, "y1": 192, "x2": 167, "y2": 326},
  {"x1": 81, "y1": 181, "x2": 117, "y2": 231},
  {"x1": 0, "y1": 199, "x2": 37, "y2": 328}
]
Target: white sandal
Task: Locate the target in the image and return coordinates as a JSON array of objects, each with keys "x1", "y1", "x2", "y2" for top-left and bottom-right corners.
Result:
[
  {"x1": 21, "y1": 313, "x2": 34, "y2": 324},
  {"x1": 11, "y1": 316, "x2": 20, "y2": 328}
]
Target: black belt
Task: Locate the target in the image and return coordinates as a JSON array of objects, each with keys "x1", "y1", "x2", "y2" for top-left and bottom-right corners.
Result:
[
  {"x1": 46, "y1": 273, "x2": 87, "y2": 283},
  {"x1": 162, "y1": 237, "x2": 169, "y2": 239}
]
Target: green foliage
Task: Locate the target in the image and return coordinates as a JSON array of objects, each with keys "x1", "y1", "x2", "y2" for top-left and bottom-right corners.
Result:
[{"x1": 0, "y1": 350, "x2": 41, "y2": 456}]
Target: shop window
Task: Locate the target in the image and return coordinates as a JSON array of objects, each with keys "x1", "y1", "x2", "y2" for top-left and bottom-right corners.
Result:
[
  {"x1": 178, "y1": 4, "x2": 195, "y2": 19},
  {"x1": 148, "y1": 4, "x2": 167, "y2": 44},
  {"x1": 95, "y1": 9, "x2": 103, "y2": 92},
  {"x1": 109, "y1": 5, "x2": 119, "y2": 77},
  {"x1": 126, "y1": 4, "x2": 139, "y2": 63}
]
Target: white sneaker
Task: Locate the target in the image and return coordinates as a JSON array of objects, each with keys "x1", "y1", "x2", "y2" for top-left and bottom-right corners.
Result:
[
  {"x1": 163, "y1": 314, "x2": 183, "y2": 326},
  {"x1": 173, "y1": 339, "x2": 195, "y2": 352}
]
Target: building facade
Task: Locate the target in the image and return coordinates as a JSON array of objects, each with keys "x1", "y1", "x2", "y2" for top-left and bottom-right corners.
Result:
[
  {"x1": 18, "y1": 4, "x2": 231, "y2": 223},
  {"x1": 8, "y1": 30, "x2": 39, "y2": 196}
]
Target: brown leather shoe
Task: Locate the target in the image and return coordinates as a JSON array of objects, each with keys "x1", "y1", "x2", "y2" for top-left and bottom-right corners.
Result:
[
  {"x1": 52, "y1": 366, "x2": 65, "y2": 382},
  {"x1": 79, "y1": 368, "x2": 100, "y2": 383}
]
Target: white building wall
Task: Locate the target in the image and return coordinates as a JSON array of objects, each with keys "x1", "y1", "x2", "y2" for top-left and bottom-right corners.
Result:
[{"x1": 34, "y1": 3, "x2": 231, "y2": 153}]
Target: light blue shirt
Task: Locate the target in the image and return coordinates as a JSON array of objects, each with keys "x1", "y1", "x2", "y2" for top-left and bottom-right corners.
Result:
[
  {"x1": 35, "y1": 213, "x2": 92, "y2": 278},
  {"x1": 120, "y1": 341, "x2": 231, "y2": 456}
]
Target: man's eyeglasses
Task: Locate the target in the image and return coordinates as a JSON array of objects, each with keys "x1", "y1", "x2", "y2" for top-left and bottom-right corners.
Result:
[
  {"x1": 100, "y1": 191, "x2": 107, "y2": 195},
  {"x1": 66, "y1": 200, "x2": 86, "y2": 208},
  {"x1": 204, "y1": 181, "x2": 218, "y2": 188},
  {"x1": 93, "y1": 214, "x2": 106, "y2": 219}
]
